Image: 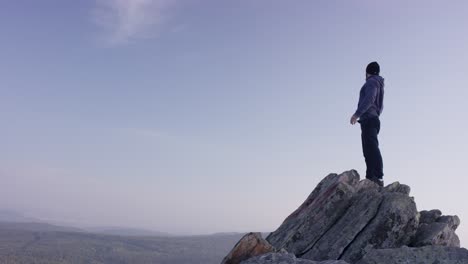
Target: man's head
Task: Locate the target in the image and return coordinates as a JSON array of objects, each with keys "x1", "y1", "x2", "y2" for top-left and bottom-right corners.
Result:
[{"x1": 366, "y1": 61, "x2": 380, "y2": 78}]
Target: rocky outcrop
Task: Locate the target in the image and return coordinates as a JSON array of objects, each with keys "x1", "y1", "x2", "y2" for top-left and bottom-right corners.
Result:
[
  {"x1": 266, "y1": 170, "x2": 419, "y2": 263},
  {"x1": 356, "y1": 246, "x2": 468, "y2": 264},
  {"x1": 411, "y1": 210, "x2": 460, "y2": 247},
  {"x1": 240, "y1": 252, "x2": 349, "y2": 264},
  {"x1": 221, "y1": 232, "x2": 275, "y2": 264},
  {"x1": 222, "y1": 170, "x2": 466, "y2": 264}
]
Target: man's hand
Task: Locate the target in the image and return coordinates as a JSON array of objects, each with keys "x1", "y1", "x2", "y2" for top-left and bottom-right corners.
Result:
[{"x1": 350, "y1": 115, "x2": 358, "y2": 125}]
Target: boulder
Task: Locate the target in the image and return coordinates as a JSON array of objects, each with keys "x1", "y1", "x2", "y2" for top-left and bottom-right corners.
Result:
[
  {"x1": 419, "y1": 209, "x2": 442, "y2": 224},
  {"x1": 412, "y1": 222, "x2": 460, "y2": 247},
  {"x1": 356, "y1": 245, "x2": 468, "y2": 264},
  {"x1": 239, "y1": 252, "x2": 349, "y2": 264},
  {"x1": 221, "y1": 232, "x2": 275, "y2": 264},
  {"x1": 383, "y1": 182, "x2": 411, "y2": 195},
  {"x1": 412, "y1": 210, "x2": 461, "y2": 247},
  {"x1": 266, "y1": 170, "x2": 419, "y2": 263},
  {"x1": 438, "y1": 215, "x2": 461, "y2": 230}
]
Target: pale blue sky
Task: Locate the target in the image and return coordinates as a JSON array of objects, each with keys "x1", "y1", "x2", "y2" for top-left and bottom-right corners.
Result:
[{"x1": 1, "y1": 0, "x2": 468, "y2": 245}]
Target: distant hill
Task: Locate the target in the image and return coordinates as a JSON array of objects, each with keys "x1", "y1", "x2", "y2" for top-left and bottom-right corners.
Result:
[
  {"x1": 207, "y1": 232, "x2": 271, "y2": 238},
  {"x1": 0, "y1": 210, "x2": 39, "y2": 222},
  {"x1": 86, "y1": 226, "x2": 173, "y2": 237},
  {"x1": 0, "y1": 210, "x2": 173, "y2": 237},
  {"x1": 0, "y1": 222, "x2": 85, "y2": 233}
]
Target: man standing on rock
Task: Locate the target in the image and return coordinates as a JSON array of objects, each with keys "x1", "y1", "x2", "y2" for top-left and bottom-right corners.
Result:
[{"x1": 350, "y1": 61, "x2": 385, "y2": 187}]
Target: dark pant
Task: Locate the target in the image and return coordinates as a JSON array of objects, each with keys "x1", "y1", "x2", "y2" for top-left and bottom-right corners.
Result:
[{"x1": 360, "y1": 117, "x2": 383, "y2": 180}]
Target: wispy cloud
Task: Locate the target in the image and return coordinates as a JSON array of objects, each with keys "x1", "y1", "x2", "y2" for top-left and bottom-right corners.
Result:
[{"x1": 91, "y1": 0, "x2": 174, "y2": 45}]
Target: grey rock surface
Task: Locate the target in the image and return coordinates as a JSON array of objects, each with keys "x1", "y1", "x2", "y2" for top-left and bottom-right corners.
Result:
[
  {"x1": 300, "y1": 180, "x2": 383, "y2": 261},
  {"x1": 438, "y1": 215, "x2": 461, "y2": 230},
  {"x1": 266, "y1": 171, "x2": 419, "y2": 263},
  {"x1": 240, "y1": 253, "x2": 349, "y2": 264},
  {"x1": 383, "y1": 182, "x2": 411, "y2": 195},
  {"x1": 419, "y1": 209, "x2": 442, "y2": 224},
  {"x1": 412, "y1": 210, "x2": 461, "y2": 247},
  {"x1": 412, "y1": 222, "x2": 460, "y2": 247},
  {"x1": 266, "y1": 170, "x2": 360, "y2": 256},
  {"x1": 356, "y1": 245, "x2": 468, "y2": 264},
  {"x1": 338, "y1": 191, "x2": 419, "y2": 263}
]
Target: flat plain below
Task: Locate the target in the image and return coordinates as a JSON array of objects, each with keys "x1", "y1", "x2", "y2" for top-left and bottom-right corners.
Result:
[{"x1": 0, "y1": 225, "x2": 247, "y2": 264}]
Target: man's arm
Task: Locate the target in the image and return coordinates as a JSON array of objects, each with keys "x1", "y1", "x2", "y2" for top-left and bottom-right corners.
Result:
[{"x1": 353, "y1": 79, "x2": 378, "y2": 118}]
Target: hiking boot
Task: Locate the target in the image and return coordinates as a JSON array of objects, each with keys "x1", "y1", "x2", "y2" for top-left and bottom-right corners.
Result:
[{"x1": 368, "y1": 177, "x2": 384, "y2": 187}]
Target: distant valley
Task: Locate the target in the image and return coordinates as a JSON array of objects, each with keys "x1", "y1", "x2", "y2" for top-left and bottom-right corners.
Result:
[{"x1": 0, "y1": 211, "x2": 266, "y2": 264}]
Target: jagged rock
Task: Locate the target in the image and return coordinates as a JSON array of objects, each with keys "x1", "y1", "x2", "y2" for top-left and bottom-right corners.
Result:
[
  {"x1": 239, "y1": 252, "x2": 349, "y2": 264},
  {"x1": 221, "y1": 232, "x2": 275, "y2": 264},
  {"x1": 223, "y1": 169, "x2": 465, "y2": 264},
  {"x1": 299, "y1": 180, "x2": 383, "y2": 261},
  {"x1": 412, "y1": 210, "x2": 461, "y2": 247},
  {"x1": 355, "y1": 179, "x2": 379, "y2": 192},
  {"x1": 356, "y1": 245, "x2": 468, "y2": 264},
  {"x1": 266, "y1": 170, "x2": 418, "y2": 263},
  {"x1": 266, "y1": 170, "x2": 360, "y2": 256},
  {"x1": 419, "y1": 209, "x2": 442, "y2": 224},
  {"x1": 412, "y1": 222, "x2": 460, "y2": 247},
  {"x1": 338, "y1": 191, "x2": 418, "y2": 263},
  {"x1": 438, "y1": 215, "x2": 461, "y2": 230},
  {"x1": 383, "y1": 182, "x2": 411, "y2": 195}
]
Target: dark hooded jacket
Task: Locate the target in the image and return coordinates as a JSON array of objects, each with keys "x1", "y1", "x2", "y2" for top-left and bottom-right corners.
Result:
[{"x1": 354, "y1": 75, "x2": 385, "y2": 121}]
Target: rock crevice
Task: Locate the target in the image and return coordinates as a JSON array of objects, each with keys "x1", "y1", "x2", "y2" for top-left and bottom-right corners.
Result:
[{"x1": 336, "y1": 197, "x2": 384, "y2": 261}]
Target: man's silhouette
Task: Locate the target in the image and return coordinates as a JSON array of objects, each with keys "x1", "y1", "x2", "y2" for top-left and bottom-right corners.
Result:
[{"x1": 350, "y1": 62, "x2": 385, "y2": 186}]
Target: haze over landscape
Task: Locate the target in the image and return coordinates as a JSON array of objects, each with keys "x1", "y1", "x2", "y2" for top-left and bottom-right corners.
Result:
[{"x1": 1, "y1": 0, "x2": 468, "y2": 249}]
